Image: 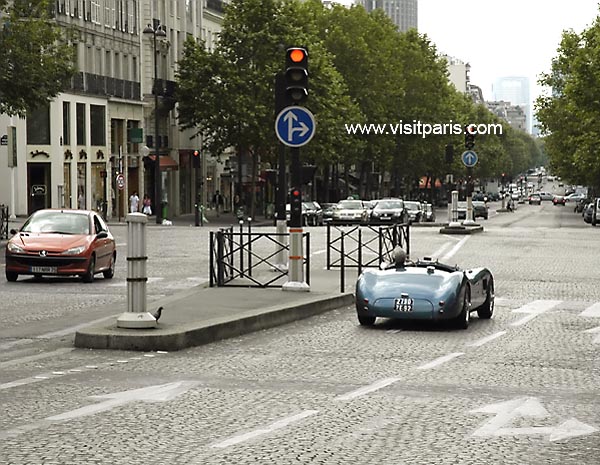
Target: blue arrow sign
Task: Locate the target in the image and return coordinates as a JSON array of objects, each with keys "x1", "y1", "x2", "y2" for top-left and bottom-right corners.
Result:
[
  {"x1": 275, "y1": 106, "x2": 316, "y2": 148},
  {"x1": 461, "y1": 150, "x2": 478, "y2": 167}
]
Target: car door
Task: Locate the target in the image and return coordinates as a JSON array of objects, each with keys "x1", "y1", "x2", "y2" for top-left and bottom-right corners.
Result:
[{"x1": 92, "y1": 214, "x2": 111, "y2": 269}]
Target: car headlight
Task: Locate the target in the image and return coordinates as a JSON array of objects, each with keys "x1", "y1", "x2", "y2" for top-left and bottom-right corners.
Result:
[
  {"x1": 7, "y1": 242, "x2": 25, "y2": 254},
  {"x1": 62, "y1": 245, "x2": 86, "y2": 255}
]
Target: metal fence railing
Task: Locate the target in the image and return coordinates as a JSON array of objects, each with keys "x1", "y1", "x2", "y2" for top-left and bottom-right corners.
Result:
[
  {"x1": 0, "y1": 205, "x2": 8, "y2": 240},
  {"x1": 209, "y1": 223, "x2": 310, "y2": 288}
]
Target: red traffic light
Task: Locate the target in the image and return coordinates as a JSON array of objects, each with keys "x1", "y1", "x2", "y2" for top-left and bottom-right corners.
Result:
[
  {"x1": 193, "y1": 150, "x2": 200, "y2": 156},
  {"x1": 292, "y1": 189, "x2": 300, "y2": 197},
  {"x1": 288, "y1": 48, "x2": 306, "y2": 63}
]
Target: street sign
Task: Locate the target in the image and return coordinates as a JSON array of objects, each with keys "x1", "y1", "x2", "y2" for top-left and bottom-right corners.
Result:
[
  {"x1": 275, "y1": 106, "x2": 316, "y2": 148},
  {"x1": 461, "y1": 150, "x2": 478, "y2": 167},
  {"x1": 116, "y1": 173, "x2": 125, "y2": 190}
]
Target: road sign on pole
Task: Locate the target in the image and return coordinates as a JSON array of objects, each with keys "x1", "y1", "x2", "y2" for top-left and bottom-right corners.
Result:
[
  {"x1": 461, "y1": 150, "x2": 478, "y2": 168},
  {"x1": 116, "y1": 173, "x2": 125, "y2": 190},
  {"x1": 275, "y1": 106, "x2": 316, "y2": 148}
]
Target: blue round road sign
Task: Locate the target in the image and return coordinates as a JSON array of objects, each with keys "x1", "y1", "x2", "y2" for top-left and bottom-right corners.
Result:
[
  {"x1": 461, "y1": 150, "x2": 478, "y2": 168},
  {"x1": 275, "y1": 106, "x2": 316, "y2": 148}
]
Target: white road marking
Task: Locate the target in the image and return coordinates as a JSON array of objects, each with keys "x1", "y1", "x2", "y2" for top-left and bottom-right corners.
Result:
[
  {"x1": 441, "y1": 236, "x2": 470, "y2": 261},
  {"x1": 334, "y1": 377, "x2": 402, "y2": 401},
  {"x1": 0, "y1": 339, "x2": 35, "y2": 351},
  {"x1": 0, "y1": 348, "x2": 74, "y2": 369},
  {"x1": 210, "y1": 410, "x2": 319, "y2": 449},
  {"x1": 37, "y1": 314, "x2": 120, "y2": 339},
  {"x1": 584, "y1": 326, "x2": 600, "y2": 343},
  {"x1": 470, "y1": 397, "x2": 597, "y2": 442},
  {"x1": 467, "y1": 331, "x2": 507, "y2": 347},
  {"x1": 581, "y1": 303, "x2": 600, "y2": 317},
  {"x1": 416, "y1": 352, "x2": 464, "y2": 370},
  {"x1": 431, "y1": 242, "x2": 451, "y2": 259},
  {"x1": 311, "y1": 249, "x2": 327, "y2": 256},
  {"x1": 510, "y1": 300, "x2": 561, "y2": 326}
]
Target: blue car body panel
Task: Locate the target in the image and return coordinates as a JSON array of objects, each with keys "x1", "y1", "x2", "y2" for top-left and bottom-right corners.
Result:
[{"x1": 355, "y1": 260, "x2": 492, "y2": 323}]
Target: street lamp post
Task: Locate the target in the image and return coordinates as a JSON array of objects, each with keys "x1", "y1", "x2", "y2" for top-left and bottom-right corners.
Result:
[{"x1": 143, "y1": 19, "x2": 166, "y2": 224}]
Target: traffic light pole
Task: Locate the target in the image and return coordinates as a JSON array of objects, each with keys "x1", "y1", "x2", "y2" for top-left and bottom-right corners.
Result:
[
  {"x1": 464, "y1": 167, "x2": 476, "y2": 225},
  {"x1": 283, "y1": 146, "x2": 309, "y2": 291},
  {"x1": 274, "y1": 73, "x2": 288, "y2": 271}
]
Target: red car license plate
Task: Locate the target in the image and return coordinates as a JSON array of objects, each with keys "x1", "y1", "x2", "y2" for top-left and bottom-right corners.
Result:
[{"x1": 394, "y1": 297, "x2": 413, "y2": 312}]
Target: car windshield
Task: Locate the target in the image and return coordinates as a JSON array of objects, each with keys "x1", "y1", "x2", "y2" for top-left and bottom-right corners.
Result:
[
  {"x1": 404, "y1": 202, "x2": 420, "y2": 211},
  {"x1": 338, "y1": 201, "x2": 363, "y2": 210},
  {"x1": 21, "y1": 211, "x2": 90, "y2": 235},
  {"x1": 376, "y1": 200, "x2": 403, "y2": 209}
]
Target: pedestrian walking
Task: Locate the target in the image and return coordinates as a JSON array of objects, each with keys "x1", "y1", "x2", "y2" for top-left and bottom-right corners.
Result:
[
  {"x1": 142, "y1": 194, "x2": 152, "y2": 215},
  {"x1": 129, "y1": 191, "x2": 140, "y2": 213},
  {"x1": 213, "y1": 190, "x2": 224, "y2": 217}
]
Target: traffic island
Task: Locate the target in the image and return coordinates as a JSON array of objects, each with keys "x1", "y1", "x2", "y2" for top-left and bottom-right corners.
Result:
[{"x1": 439, "y1": 223, "x2": 484, "y2": 235}]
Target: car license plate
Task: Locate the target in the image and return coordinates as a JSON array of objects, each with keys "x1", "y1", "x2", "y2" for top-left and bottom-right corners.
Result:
[
  {"x1": 394, "y1": 297, "x2": 413, "y2": 312},
  {"x1": 31, "y1": 266, "x2": 57, "y2": 274}
]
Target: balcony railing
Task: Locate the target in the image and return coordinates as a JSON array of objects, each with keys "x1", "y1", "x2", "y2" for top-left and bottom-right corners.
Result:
[{"x1": 69, "y1": 72, "x2": 141, "y2": 100}]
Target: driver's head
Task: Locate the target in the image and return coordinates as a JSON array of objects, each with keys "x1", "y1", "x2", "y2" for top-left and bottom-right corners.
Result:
[{"x1": 392, "y1": 246, "x2": 407, "y2": 267}]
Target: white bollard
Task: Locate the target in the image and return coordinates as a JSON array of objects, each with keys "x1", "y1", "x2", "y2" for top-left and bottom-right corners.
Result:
[
  {"x1": 282, "y1": 227, "x2": 309, "y2": 292},
  {"x1": 449, "y1": 191, "x2": 462, "y2": 228},
  {"x1": 463, "y1": 194, "x2": 476, "y2": 226},
  {"x1": 117, "y1": 213, "x2": 157, "y2": 328}
]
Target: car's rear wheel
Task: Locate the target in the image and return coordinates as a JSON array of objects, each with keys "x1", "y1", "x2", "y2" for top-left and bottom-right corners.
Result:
[
  {"x1": 477, "y1": 279, "x2": 495, "y2": 319},
  {"x1": 82, "y1": 255, "x2": 96, "y2": 283},
  {"x1": 103, "y1": 253, "x2": 116, "y2": 279},
  {"x1": 455, "y1": 285, "x2": 471, "y2": 329},
  {"x1": 5, "y1": 270, "x2": 18, "y2": 282},
  {"x1": 357, "y1": 314, "x2": 376, "y2": 326}
]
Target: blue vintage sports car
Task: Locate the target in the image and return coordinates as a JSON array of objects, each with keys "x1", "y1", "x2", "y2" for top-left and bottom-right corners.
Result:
[{"x1": 355, "y1": 248, "x2": 494, "y2": 329}]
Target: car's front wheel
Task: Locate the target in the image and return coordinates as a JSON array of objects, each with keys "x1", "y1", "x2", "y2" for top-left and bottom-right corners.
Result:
[
  {"x1": 477, "y1": 279, "x2": 495, "y2": 319},
  {"x1": 103, "y1": 253, "x2": 116, "y2": 279},
  {"x1": 82, "y1": 255, "x2": 96, "y2": 283},
  {"x1": 357, "y1": 314, "x2": 376, "y2": 326},
  {"x1": 5, "y1": 270, "x2": 18, "y2": 282}
]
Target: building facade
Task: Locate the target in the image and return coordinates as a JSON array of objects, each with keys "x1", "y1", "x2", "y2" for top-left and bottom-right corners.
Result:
[
  {"x1": 357, "y1": 0, "x2": 418, "y2": 32},
  {"x1": 0, "y1": 0, "x2": 226, "y2": 219},
  {"x1": 493, "y1": 76, "x2": 530, "y2": 133},
  {"x1": 486, "y1": 100, "x2": 527, "y2": 132}
]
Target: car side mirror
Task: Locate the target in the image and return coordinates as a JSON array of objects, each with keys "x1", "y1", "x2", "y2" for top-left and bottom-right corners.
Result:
[
  {"x1": 9, "y1": 228, "x2": 17, "y2": 235},
  {"x1": 97, "y1": 231, "x2": 108, "y2": 239}
]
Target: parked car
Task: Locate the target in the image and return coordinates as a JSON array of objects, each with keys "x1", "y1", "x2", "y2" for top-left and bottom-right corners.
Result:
[
  {"x1": 355, "y1": 247, "x2": 495, "y2": 329},
  {"x1": 367, "y1": 199, "x2": 408, "y2": 225},
  {"x1": 331, "y1": 199, "x2": 366, "y2": 225},
  {"x1": 565, "y1": 192, "x2": 586, "y2": 203},
  {"x1": 321, "y1": 203, "x2": 337, "y2": 223},
  {"x1": 404, "y1": 201, "x2": 424, "y2": 223},
  {"x1": 5, "y1": 209, "x2": 116, "y2": 283},
  {"x1": 552, "y1": 195, "x2": 566, "y2": 206},
  {"x1": 537, "y1": 192, "x2": 554, "y2": 201},
  {"x1": 472, "y1": 201, "x2": 489, "y2": 219},
  {"x1": 574, "y1": 198, "x2": 590, "y2": 213},
  {"x1": 528, "y1": 193, "x2": 541, "y2": 205},
  {"x1": 422, "y1": 203, "x2": 436, "y2": 222},
  {"x1": 302, "y1": 201, "x2": 323, "y2": 226}
]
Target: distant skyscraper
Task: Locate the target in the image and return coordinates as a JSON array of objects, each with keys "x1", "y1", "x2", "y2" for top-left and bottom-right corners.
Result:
[
  {"x1": 358, "y1": 0, "x2": 418, "y2": 32},
  {"x1": 493, "y1": 77, "x2": 531, "y2": 133}
]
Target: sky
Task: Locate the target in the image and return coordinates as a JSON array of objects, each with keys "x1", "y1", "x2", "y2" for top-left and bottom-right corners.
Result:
[
  {"x1": 337, "y1": 1, "x2": 599, "y2": 107},
  {"x1": 418, "y1": 0, "x2": 599, "y2": 104}
]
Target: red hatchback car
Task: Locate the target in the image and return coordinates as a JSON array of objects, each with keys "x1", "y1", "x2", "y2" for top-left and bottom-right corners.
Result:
[
  {"x1": 552, "y1": 195, "x2": 566, "y2": 206},
  {"x1": 5, "y1": 209, "x2": 116, "y2": 283}
]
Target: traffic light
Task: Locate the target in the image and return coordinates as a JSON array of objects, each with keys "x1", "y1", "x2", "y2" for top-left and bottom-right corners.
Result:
[
  {"x1": 445, "y1": 144, "x2": 454, "y2": 164},
  {"x1": 501, "y1": 173, "x2": 506, "y2": 184},
  {"x1": 192, "y1": 149, "x2": 201, "y2": 168},
  {"x1": 285, "y1": 47, "x2": 308, "y2": 105},
  {"x1": 290, "y1": 187, "x2": 302, "y2": 226},
  {"x1": 464, "y1": 125, "x2": 475, "y2": 150}
]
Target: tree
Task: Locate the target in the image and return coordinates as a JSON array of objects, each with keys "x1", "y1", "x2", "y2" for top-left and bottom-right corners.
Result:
[{"x1": 0, "y1": 0, "x2": 75, "y2": 116}]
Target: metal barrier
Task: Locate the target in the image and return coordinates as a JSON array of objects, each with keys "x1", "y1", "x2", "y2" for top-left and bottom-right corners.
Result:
[
  {"x1": 0, "y1": 205, "x2": 8, "y2": 240},
  {"x1": 209, "y1": 225, "x2": 310, "y2": 288},
  {"x1": 326, "y1": 222, "x2": 410, "y2": 271}
]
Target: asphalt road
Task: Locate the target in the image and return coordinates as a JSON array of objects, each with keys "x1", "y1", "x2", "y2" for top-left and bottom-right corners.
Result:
[{"x1": 1, "y1": 198, "x2": 599, "y2": 464}]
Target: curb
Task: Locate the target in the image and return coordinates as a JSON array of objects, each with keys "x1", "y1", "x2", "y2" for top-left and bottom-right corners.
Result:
[{"x1": 74, "y1": 293, "x2": 354, "y2": 352}]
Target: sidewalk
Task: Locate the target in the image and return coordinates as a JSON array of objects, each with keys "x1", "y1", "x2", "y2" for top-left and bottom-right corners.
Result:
[{"x1": 74, "y1": 267, "x2": 354, "y2": 352}]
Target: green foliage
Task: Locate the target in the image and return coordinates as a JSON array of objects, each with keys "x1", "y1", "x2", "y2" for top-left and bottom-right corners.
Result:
[
  {"x1": 0, "y1": 0, "x2": 76, "y2": 116},
  {"x1": 536, "y1": 8, "x2": 600, "y2": 188}
]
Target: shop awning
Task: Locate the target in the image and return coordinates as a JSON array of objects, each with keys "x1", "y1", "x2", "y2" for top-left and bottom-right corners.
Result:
[{"x1": 148, "y1": 155, "x2": 179, "y2": 171}]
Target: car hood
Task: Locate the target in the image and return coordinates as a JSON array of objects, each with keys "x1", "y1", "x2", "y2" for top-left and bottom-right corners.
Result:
[{"x1": 10, "y1": 233, "x2": 91, "y2": 252}]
